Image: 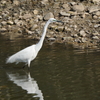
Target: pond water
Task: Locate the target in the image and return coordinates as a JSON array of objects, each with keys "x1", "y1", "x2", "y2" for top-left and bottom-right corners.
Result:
[{"x1": 0, "y1": 35, "x2": 100, "y2": 100}]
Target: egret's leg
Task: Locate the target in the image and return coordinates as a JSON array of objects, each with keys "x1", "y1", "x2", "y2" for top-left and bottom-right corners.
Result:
[
  {"x1": 28, "y1": 60, "x2": 31, "y2": 68},
  {"x1": 23, "y1": 63, "x2": 28, "y2": 68},
  {"x1": 23, "y1": 65, "x2": 26, "y2": 68}
]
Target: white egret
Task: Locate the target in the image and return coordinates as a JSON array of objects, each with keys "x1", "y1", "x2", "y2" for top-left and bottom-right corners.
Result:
[{"x1": 6, "y1": 18, "x2": 63, "y2": 68}]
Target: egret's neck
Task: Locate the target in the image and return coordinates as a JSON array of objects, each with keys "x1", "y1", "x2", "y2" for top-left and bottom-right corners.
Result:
[{"x1": 36, "y1": 20, "x2": 50, "y2": 52}]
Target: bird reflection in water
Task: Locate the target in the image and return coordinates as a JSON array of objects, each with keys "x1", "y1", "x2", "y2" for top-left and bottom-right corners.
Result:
[{"x1": 7, "y1": 71, "x2": 44, "y2": 100}]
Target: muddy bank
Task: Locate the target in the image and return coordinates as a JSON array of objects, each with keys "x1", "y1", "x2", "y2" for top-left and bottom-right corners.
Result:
[{"x1": 0, "y1": 0, "x2": 100, "y2": 49}]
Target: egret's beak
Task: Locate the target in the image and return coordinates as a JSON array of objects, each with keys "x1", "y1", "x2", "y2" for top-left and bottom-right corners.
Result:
[{"x1": 56, "y1": 20, "x2": 64, "y2": 24}]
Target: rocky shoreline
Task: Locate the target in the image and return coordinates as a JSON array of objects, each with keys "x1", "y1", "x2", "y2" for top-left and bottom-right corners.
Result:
[{"x1": 0, "y1": 0, "x2": 100, "y2": 49}]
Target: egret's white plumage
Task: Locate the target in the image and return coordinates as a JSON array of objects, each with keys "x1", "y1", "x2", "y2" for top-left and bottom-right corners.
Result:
[
  {"x1": 6, "y1": 45, "x2": 37, "y2": 67},
  {"x1": 6, "y1": 18, "x2": 63, "y2": 68}
]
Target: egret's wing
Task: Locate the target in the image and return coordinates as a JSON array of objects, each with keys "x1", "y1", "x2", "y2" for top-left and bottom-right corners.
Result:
[{"x1": 6, "y1": 45, "x2": 36, "y2": 64}]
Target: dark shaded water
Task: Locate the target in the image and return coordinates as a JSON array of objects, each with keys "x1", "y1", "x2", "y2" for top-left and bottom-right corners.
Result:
[{"x1": 0, "y1": 35, "x2": 100, "y2": 100}]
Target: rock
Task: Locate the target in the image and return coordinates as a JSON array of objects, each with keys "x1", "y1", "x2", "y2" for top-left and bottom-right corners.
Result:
[
  {"x1": 88, "y1": 6, "x2": 100, "y2": 13},
  {"x1": 15, "y1": 20, "x2": 24, "y2": 26},
  {"x1": 72, "y1": 34, "x2": 78, "y2": 38},
  {"x1": 18, "y1": 28, "x2": 22, "y2": 33},
  {"x1": 72, "y1": 3, "x2": 85, "y2": 12},
  {"x1": 95, "y1": 11, "x2": 100, "y2": 16},
  {"x1": 63, "y1": 17, "x2": 71, "y2": 23},
  {"x1": 2, "y1": 12, "x2": 7, "y2": 17},
  {"x1": 92, "y1": 32, "x2": 99, "y2": 36},
  {"x1": 67, "y1": 11, "x2": 77, "y2": 15},
  {"x1": 60, "y1": 11, "x2": 70, "y2": 17},
  {"x1": 37, "y1": 15, "x2": 43, "y2": 21},
  {"x1": 73, "y1": 25, "x2": 77, "y2": 29},
  {"x1": 74, "y1": 38, "x2": 81, "y2": 43},
  {"x1": 33, "y1": 10, "x2": 38, "y2": 15},
  {"x1": 5, "y1": 11, "x2": 9, "y2": 14},
  {"x1": 67, "y1": 36, "x2": 74, "y2": 42},
  {"x1": 92, "y1": 36, "x2": 99, "y2": 40},
  {"x1": 41, "y1": 0, "x2": 48, "y2": 5},
  {"x1": 57, "y1": 26, "x2": 64, "y2": 31},
  {"x1": 49, "y1": 25, "x2": 57, "y2": 30},
  {"x1": 31, "y1": 24, "x2": 38, "y2": 31},
  {"x1": 81, "y1": 37, "x2": 87, "y2": 43},
  {"x1": 32, "y1": 17, "x2": 39, "y2": 23},
  {"x1": 22, "y1": 13, "x2": 32, "y2": 19},
  {"x1": 48, "y1": 38, "x2": 56, "y2": 41},
  {"x1": 70, "y1": 2, "x2": 76, "y2": 6},
  {"x1": 0, "y1": 28, "x2": 7, "y2": 32},
  {"x1": 1, "y1": 21, "x2": 7, "y2": 26},
  {"x1": 80, "y1": 13, "x2": 86, "y2": 18},
  {"x1": 62, "y1": 4, "x2": 70, "y2": 11},
  {"x1": 1, "y1": 1, "x2": 6, "y2": 4},
  {"x1": 94, "y1": 24, "x2": 100, "y2": 28},
  {"x1": 63, "y1": 36, "x2": 73, "y2": 42},
  {"x1": 93, "y1": 15, "x2": 98, "y2": 19},
  {"x1": 7, "y1": 21, "x2": 14, "y2": 25},
  {"x1": 62, "y1": 37, "x2": 68, "y2": 41},
  {"x1": 0, "y1": 0, "x2": 100, "y2": 49},
  {"x1": 79, "y1": 30, "x2": 86, "y2": 37},
  {"x1": 53, "y1": 3, "x2": 60, "y2": 8},
  {"x1": 92, "y1": 0, "x2": 100, "y2": 3},
  {"x1": 14, "y1": 19, "x2": 19, "y2": 24},
  {"x1": 62, "y1": 4, "x2": 69, "y2": 9},
  {"x1": 26, "y1": 29, "x2": 33, "y2": 35},
  {"x1": 44, "y1": 12, "x2": 54, "y2": 20},
  {"x1": 0, "y1": 16, "x2": 2, "y2": 19},
  {"x1": 64, "y1": 26, "x2": 71, "y2": 31},
  {"x1": 13, "y1": 0, "x2": 20, "y2": 5},
  {"x1": 13, "y1": 13, "x2": 18, "y2": 17}
]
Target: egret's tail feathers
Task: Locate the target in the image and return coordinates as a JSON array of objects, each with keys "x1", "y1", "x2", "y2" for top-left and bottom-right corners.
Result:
[
  {"x1": 6, "y1": 56, "x2": 15, "y2": 64},
  {"x1": 6, "y1": 57, "x2": 10, "y2": 64}
]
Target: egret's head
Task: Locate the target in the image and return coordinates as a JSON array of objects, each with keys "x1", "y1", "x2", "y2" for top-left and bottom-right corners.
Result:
[{"x1": 49, "y1": 18, "x2": 63, "y2": 23}]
